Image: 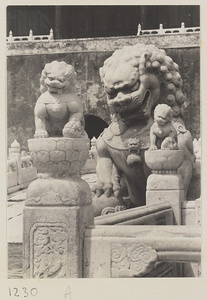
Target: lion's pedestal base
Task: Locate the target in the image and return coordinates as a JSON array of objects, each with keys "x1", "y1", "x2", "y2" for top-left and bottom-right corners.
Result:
[
  {"x1": 145, "y1": 150, "x2": 185, "y2": 225},
  {"x1": 146, "y1": 174, "x2": 184, "y2": 225}
]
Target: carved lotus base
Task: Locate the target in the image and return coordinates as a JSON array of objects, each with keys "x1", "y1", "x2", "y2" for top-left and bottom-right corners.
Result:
[
  {"x1": 145, "y1": 150, "x2": 184, "y2": 172},
  {"x1": 28, "y1": 137, "x2": 90, "y2": 177}
]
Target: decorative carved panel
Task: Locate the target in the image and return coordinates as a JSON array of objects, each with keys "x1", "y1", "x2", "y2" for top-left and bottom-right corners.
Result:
[
  {"x1": 30, "y1": 223, "x2": 69, "y2": 278},
  {"x1": 111, "y1": 243, "x2": 158, "y2": 277}
]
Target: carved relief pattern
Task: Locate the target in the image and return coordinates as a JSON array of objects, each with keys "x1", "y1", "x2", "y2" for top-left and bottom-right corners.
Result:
[
  {"x1": 29, "y1": 138, "x2": 89, "y2": 177},
  {"x1": 111, "y1": 243, "x2": 158, "y2": 277},
  {"x1": 32, "y1": 225, "x2": 68, "y2": 278}
]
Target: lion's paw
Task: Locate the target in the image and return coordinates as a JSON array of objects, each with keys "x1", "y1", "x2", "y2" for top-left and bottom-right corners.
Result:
[
  {"x1": 63, "y1": 120, "x2": 82, "y2": 138},
  {"x1": 149, "y1": 145, "x2": 158, "y2": 151},
  {"x1": 92, "y1": 181, "x2": 114, "y2": 198}
]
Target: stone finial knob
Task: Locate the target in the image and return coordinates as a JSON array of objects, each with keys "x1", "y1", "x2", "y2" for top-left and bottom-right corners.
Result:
[
  {"x1": 9, "y1": 140, "x2": 21, "y2": 157},
  {"x1": 49, "y1": 28, "x2": 54, "y2": 40},
  {"x1": 181, "y1": 22, "x2": 186, "y2": 33},
  {"x1": 11, "y1": 139, "x2": 20, "y2": 149},
  {"x1": 159, "y1": 24, "x2": 164, "y2": 34},
  {"x1": 8, "y1": 30, "x2": 13, "y2": 42},
  {"x1": 29, "y1": 29, "x2": 33, "y2": 41},
  {"x1": 137, "y1": 24, "x2": 142, "y2": 36}
]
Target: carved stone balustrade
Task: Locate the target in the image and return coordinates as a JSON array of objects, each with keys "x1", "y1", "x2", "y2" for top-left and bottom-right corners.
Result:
[
  {"x1": 7, "y1": 140, "x2": 37, "y2": 193},
  {"x1": 84, "y1": 225, "x2": 201, "y2": 277},
  {"x1": 23, "y1": 137, "x2": 94, "y2": 278},
  {"x1": 145, "y1": 150, "x2": 185, "y2": 225}
]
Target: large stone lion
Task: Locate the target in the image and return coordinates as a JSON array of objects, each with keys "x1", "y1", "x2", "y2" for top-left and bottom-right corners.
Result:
[
  {"x1": 93, "y1": 43, "x2": 195, "y2": 209},
  {"x1": 34, "y1": 60, "x2": 86, "y2": 138}
]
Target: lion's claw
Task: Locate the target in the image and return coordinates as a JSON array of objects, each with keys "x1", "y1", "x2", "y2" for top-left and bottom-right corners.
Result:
[{"x1": 34, "y1": 130, "x2": 49, "y2": 138}]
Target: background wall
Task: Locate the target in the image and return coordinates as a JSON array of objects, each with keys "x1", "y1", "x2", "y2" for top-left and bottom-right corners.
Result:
[{"x1": 7, "y1": 33, "x2": 200, "y2": 151}]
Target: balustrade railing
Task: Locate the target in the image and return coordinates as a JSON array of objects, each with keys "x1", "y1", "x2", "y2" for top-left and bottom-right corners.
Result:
[
  {"x1": 7, "y1": 140, "x2": 37, "y2": 193},
  {"x1": 6, "y1": 29, "x2": 54, "y2": 43},
  {"x1": 137, "y1": 22, "x2": 200, "y2": 36},
  {"x1": 6, "y1": 22, "x2": 200, "y2": 44}
]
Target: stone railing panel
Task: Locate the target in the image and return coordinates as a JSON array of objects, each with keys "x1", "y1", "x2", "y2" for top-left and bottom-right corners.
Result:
[
  {"x1": 7, "y1": 159, "x2": 18, "y2": 188},
  {"x1": 137, "y1": 23, "x2": 200, "y2": 36},
  {"x1": 94, "y1": 202, "x2": 173, "y2": 226},
  {"x1": 7, "y1": 29, "x2": 54, "y2": 43},
  {"x1": 7, "y1": 140, "x2": 37, "y2": 193},
  {"x1": 84, "y1": 225, "x2": 201, "y2": 278}
]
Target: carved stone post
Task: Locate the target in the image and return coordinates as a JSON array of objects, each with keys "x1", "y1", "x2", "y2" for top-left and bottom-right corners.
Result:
[
  {"x1": 23, "y1": 137, "x2": 94, "y2": 278},
  {"x1": 145, "y1": 150, "x2": 185, "y2": 225}
]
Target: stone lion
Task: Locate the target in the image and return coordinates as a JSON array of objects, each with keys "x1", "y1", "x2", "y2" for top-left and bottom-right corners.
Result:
[
  {"x1": 93, "y1": 43, "x2": 195, "y2": 208},
  {"x1": 34, "y1": 60, "x2": 86, "y2": 138},
  {"x1": 149, "y1": 104, "x2": 178, "y2": 150}
]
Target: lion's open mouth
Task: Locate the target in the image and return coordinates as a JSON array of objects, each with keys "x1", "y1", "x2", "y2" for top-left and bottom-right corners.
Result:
[
  {"x1": 47, "y1": 84, "x2": 66, "y2": 93},
  {"x1": 119, "y1": 89, "x2": 151, "y2": 122}
]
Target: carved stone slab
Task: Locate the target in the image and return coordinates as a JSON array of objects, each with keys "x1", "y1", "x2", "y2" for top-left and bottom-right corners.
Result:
[
  {"x1": 24, "y1": 204, "x2": 94, "y2": 278},
  {"x1": 31, "y1": 223, "x2": 69, "y2": 278},
  {"x1": 111, "y1": 243, "x2": 158, "y2": 277}
]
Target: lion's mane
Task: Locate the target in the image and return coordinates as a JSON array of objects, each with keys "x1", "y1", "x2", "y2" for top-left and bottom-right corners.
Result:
[
  {"x1": 100, "y1": 43, "x2": 185, "y2": 118},
  {"x1": 39, "y1": 60, "x2": 78, "y2": 94}
]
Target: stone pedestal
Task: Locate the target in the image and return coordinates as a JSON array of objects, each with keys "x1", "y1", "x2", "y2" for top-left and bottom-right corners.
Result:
[
  {"x1": 146, "y1": 174, "x2": 184, "y2": 225},
  {"x1": 145, "y1": 150, "x2": 185, "y2": 225},
  {"x1": 23, "y1": 137, "x2": 94, "y2": 278}
]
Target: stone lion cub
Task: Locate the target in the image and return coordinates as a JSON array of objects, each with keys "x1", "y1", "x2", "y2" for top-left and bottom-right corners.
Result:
[{"x1": 149, "y1": 104, "x2": 178, "y2": 150}]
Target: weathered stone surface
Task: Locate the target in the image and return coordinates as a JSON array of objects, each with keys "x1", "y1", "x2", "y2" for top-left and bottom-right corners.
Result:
[
  {"x1": 26, "y1": 177, "x2": 92, "y2": 206},
  {"x1": 147, "y1": 174, "x2": 184, "y2": 190},
  {"x1": 149, "y1": 104, "x2": 178, "y2": 151},
  {"x1": 7, "y1": 171, "x2": 18, "y2": 188},
  {"x1": 24, "y1": 130, "x2": 93, "y2": 278},
  {"x1": 29, "y1": 137, "x2": 90, "y2": 177},
  {"x1": 24, "y1": 204, "x2": 94, "y2": 278},
  {"x1": 84, "y1": 226, "x2": 201, "y2": 278},
  {"x1": 92, "y1": 194, "x2": 121, "y2": 217},
  {"x1": 7, "y1": 140, "x2": 38, "y2": 193},
  {"x1": 95, "y1": 202, "x2": 173, "y2": 226},
  {"x1": 181, "y1": 200, "x2": 196, "y2": 225},
  {"x1": 146, "y1": 173, "x2": 184, "y2": 225},
  {"x1": 93, "y1": 41, "x2": 196, "y2": 209},
  {"x1": 33, "y1": 60, "x2": 86, "y2": 139},
  {"x1": 7, "y1": 34, "x2": 200, "y2": 56},
  {"x1": 111, "y1": 243, "x2": 158, "y2": 277},
  {"x1": 146, "y1": 190, "x2": 183, "y2": 225},
  {"x1": 145, "y1": 150, "x2": 184, "y2": 172}
]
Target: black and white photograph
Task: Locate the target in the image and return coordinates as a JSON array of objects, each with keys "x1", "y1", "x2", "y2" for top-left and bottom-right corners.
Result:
[{"x1": 1, "y1": 2, "x2": 207, "y2": 299}]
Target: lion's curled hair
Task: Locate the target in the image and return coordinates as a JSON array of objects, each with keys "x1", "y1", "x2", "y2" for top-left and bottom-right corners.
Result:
[{"x1": 100, "y1": 44, "x2": 185, "y2": 118}]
